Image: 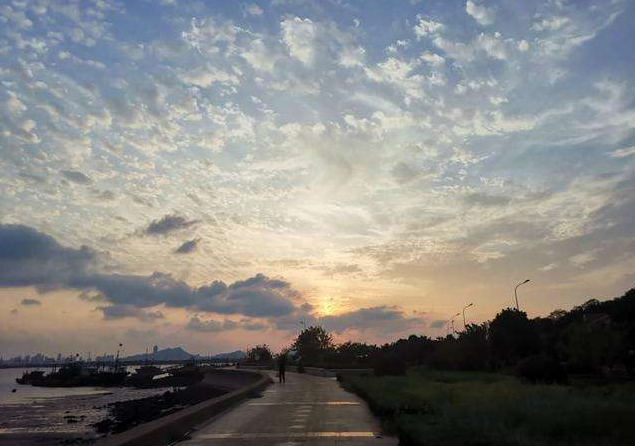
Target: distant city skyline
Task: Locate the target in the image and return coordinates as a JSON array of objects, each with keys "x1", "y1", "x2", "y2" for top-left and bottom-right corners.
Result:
[
  {"x1": 0, "y1": 345, "x2": 245, "y2": 364},
  {"x1": 1, "y1": 0, "x2": 635, "y2": 356}
]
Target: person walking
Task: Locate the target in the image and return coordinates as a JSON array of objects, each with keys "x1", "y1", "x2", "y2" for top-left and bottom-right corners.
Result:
[{"x1": 277, "y1": 352, "x2": 287, "y2": 384}]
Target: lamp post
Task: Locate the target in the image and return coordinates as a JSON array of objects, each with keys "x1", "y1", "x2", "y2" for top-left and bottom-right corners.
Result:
[
  {"x1": 450, "y1": 312, "x2": 460, "y2": 336},
  {"x1": 463, "y1": 303, "x2": 473, "y2": 330},
  {"x1": 514, "y1": 279, "x2": 530, "y2": 311}
]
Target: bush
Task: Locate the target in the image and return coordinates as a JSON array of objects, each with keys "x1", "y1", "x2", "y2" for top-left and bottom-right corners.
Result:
[
  {"x1": 516, "y1": 355, "x2": 567, "y2": 384},
  {"x1": 373, "y1": 353, "x2": 406, "y2": 376}
]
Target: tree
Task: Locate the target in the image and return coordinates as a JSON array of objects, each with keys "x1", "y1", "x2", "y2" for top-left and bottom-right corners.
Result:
[
  {"x1": 246, "y1": 344, "x2": 273, "y2": 363},
  {"x1": 455, "y1": 323, "x2": 489, "y2": 370},
  {"x1": 294, "y1": 325, "x2": 334, "y2": 365},
  {"x1": 392, "y1": 335, "x2": 435, "y2": 366},
  {"x1": 489, "y1": 308, "x2": 540, "y2": 365},
  {"x1": 563, "y1": 321, "x2": 623, "y2": 373},
  {"x1": 330, "y1": 342, "x2": 377, "y2": 365}
]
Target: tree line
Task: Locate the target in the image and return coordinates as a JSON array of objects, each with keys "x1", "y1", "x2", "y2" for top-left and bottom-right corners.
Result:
[{"x1": 245, "y1": 287, "x2": 635, "y2": 382}]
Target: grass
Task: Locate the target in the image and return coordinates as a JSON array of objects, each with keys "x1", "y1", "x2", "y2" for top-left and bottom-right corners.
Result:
[{"x1": 340, "y1": 368, "x2": 635, "y2": 446}]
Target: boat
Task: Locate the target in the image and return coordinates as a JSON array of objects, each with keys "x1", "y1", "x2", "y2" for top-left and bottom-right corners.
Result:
[
  {"x1": 16, "y1": 362, "x2": 128, "y2": 387},
  {"x1": 16, "y1": 370, "x2": 45, "y2": 385},
  {"x1": 134, "y1": 365, "x2": 163, "y2": 377}
]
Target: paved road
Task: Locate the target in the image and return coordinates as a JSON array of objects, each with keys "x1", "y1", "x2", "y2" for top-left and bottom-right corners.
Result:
[{"x1": 180, "y1": 371, "x2": 397, "y2": 445}]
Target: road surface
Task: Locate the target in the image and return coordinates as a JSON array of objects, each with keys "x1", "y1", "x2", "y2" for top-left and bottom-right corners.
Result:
[{"x1": 179, "y1": 371, "x2": 397, "y2": 445}]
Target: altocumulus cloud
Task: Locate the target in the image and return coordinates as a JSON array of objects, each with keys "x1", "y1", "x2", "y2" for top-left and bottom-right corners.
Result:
[{"x1": 0, "y1": 224, "x2": 300, "y2": 320}]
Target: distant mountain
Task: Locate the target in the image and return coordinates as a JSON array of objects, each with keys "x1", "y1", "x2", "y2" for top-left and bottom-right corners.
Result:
[
  {"x1": 210, "y1": 350, "x2": 246, "y2": 360},
  {"x1": 123, "y1": 347, "x2": 196, "y2": 362},
  {"x1": 121, "y1": 347, "x2": 246, "y2": 362}
]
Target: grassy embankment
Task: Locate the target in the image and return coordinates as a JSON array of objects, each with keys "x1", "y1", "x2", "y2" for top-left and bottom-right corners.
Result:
[{"x1": 340, "y1": 368, "x2": 635, "y2": 446}]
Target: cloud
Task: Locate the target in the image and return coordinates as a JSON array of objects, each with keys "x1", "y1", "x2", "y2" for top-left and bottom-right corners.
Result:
[
  {"x1": 175, "y1": 239, "x2": 199, "y2": 254},
  {"x1": 430, "y1": 319, "x2": 446, "y2": 329},
  {"x1": 195, "y1": 274, "x2": 299, "y2": 317},
  {"x1": 465, "y1": 1, "x2": 496, "y2": 26},
  {"x1": 144, "y1": 214, "x2": 198, "y2": 236},
  {"x1": 420, "y1": 51, "x2": 444, "y2": 67},
  {"x1": 320, "y1": 306, "x2": 425, "y2": 334},
  {"x1": 179, "y1": 66, "x2": 240, "y2": 87},
  {"x1": 241, "y1": 38, "x2": 278, "y2": 72},
  {"x1": 321, "y1": 263, "x2": 362, "y2": 277},
  {"x1": 434, "y1": 32, "x2": 510, "y2": 62},
  {"x1": 75, "y1": 272, "x2": 300, "y2": 317},
  {"x1": 21, "y1": 298, "x2": 41, "y2": 306},
  {"x1": 532, "y1": 16, "x2": 569, "y2": 32},
  {"x1": 414, "y1": 15, "x2": 444, "y2": 39},
  {"x1": 186, "y1": 316, "x2": 266, "y2": 332},
  {"x1": 245, "y1": 4, "x2": 263, "y2": 16},
  {"x1": 0, "y1": 224, "x2": 96, "y2": 289},
  {"x1": 0, "y1": 224, "x2": 303, "y2": 319},
  {"x1": 186, "y1": 316, "x2": 237, "y2": 332},
  {"x1": 609, "y1": 145, "x2": 635, "y2": 158},
  {"x1": 463, "y1": 193, "x2": 511, "y2": 207},
  {"x1": 61, "y1": 170, "x2": 93, "y2": 185},
  {"x1": 98, "y1": 304, "x2": 164, "y2": 322},
  {"x1": 281, "y1": 17, "x2": 318, "y2": 65}
]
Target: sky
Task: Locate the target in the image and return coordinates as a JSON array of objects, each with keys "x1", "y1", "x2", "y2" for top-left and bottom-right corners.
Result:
[{"x1": 1, "y1": 0, "x2": 635, "y2": 358}]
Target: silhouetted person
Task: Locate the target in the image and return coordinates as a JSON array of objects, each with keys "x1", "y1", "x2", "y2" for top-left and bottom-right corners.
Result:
[{"x1": 278, "y1": 353, "x2": 287, "y2": 383}]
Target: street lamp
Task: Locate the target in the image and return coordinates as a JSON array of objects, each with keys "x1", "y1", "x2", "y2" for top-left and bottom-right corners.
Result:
[
  {"x1": 450, "y1": 312, "x2": 460, "y2": 336},
  {"x1": 463, "y1": 303, "x2": 473, "y2": 330},
  {"x1": 514, "y1": 279, "x2": 530, "y2": 311}
]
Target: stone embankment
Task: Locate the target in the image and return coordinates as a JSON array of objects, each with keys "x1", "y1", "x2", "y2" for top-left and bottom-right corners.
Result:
[{"x1": 93, "y1": 368, "x2": 271, "y2": 446}]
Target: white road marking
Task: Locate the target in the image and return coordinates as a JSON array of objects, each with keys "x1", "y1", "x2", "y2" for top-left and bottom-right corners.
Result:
[
  {"x1": 198, "y1": 431, "x2": 377, "y2": 439},
  {"x1": 248, "y1": 401, "x2": 359, "y2": 406}
]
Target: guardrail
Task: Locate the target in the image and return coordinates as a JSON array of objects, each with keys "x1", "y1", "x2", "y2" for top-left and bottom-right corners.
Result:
[{"x1": 93, "y1": 369, "x2": 271, "y2": 446}]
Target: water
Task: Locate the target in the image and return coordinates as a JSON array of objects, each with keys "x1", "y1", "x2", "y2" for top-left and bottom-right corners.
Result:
[
  {"x1": 0, "y1": 368, "x2": 111, "y2": 404},
  {"x1": 0, "y1": 367, "x2": 170, "y2": 439}
]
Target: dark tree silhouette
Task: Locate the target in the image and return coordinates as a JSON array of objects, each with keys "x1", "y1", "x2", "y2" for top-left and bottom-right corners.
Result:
[
  {"x1": 246, "y1": 344, "x2": 273, "y2": 363},
  {"x1": 455, "y1": 323, "x2": 489, "y2": 370},
  {"x1": 489, "y1": 308, "x2": 540, "y2": 364},
  {"x1": 294, "y1": 325, "x2": 334, "y2": 364}
]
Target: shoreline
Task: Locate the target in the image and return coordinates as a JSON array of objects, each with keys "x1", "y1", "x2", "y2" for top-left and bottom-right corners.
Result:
[{"x1": 0, "y1": 386, "x2": 168, "y2": 445}]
